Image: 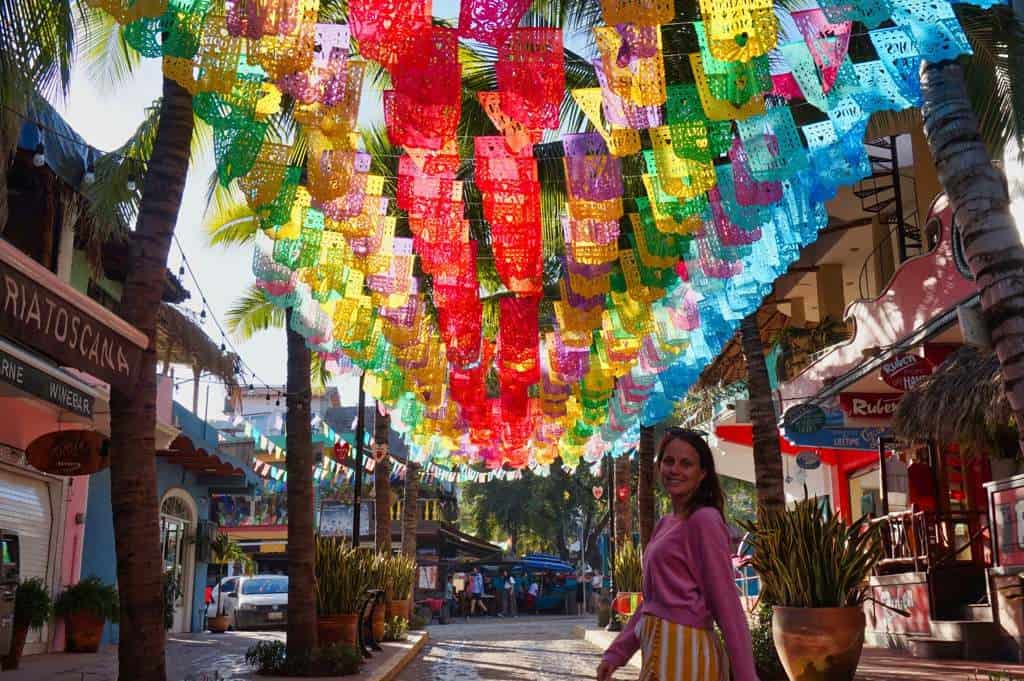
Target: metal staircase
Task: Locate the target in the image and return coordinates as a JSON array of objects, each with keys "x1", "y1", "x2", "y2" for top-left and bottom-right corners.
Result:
[{"x1": 853, "y1": 136, "x2": 923, "y2": 263}]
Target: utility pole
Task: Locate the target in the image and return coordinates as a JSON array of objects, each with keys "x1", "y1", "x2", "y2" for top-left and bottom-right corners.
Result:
[
  {"x1": 352, "y1": 371, "x2": 366, "y2": 547},
  {"x1": 605, "y1": 451, "x2": 620, "y2": 632}
]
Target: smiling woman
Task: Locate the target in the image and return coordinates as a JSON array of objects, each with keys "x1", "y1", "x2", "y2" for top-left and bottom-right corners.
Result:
[{"x1": 598, "y1": 429, "x2": 757, "y2": 681}]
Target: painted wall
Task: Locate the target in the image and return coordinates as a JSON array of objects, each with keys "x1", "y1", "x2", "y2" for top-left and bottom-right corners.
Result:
[{"x1": 81, "y1": 458, "x2": 212, "y2": 644}]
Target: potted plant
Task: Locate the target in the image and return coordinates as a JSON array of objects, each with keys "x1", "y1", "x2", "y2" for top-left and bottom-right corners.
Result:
[
  {"x1": 54, "y1": 576, "x2": 119, "y2": 653},
  {"x1": 611, "y1": 542, "x2": 643, "y2": 620},
  {"x1": 381, "y1": 554, "x2": 416, "y2": 622},
  {"x1": 365, "y1": 553, "x2": 388, "y2": 642},
  {"x1": 741, "y1": 498, "x2": 885, "y2": 681},
  {"x1": 315, "y1": 538, "x2": 372, "y2": 646},
  {"x1": 1, "y1": 578, "x2": 52, "y2": 670},
  {"x1": 208, "y1": 535, "x2": 252, "y2": 633}
]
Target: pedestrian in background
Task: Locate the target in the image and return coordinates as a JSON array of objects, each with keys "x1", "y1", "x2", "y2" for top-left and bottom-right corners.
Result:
[
  {"x1": 590, "y1": 571, "x2": 603, "y2": 613},
  {"x1": 469, "y1": 567, "x2": 487, "y2": 617},
  {"x1": 493, "y1": 570, "x2": 506, "y2": 617},
  {"x1": 504, "y1": 570, "x2": 517, "y2": 617},
  {"x1": 597, "y1": 428, "x2": 757, "y2": 681}
]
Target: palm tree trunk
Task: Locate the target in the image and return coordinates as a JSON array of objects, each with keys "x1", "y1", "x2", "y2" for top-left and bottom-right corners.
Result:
[
  {"x1": 919, "y1": 60, "x2": 1024, "y2": 454},
  {"x1": 401, "y1": 463, "x2": 420, "y2": 558},
  {"x1": 739, "y1": 312, "x2": 786, "y2": 514},
  {"x1": 108, "y1": 77, "x2": 193, "y2": 681},
  {"x1": 373, "y1": 404, "x2": 392, "y2": 553},
  {"x1": 284, "y1": 308, "x2": 316, "y2": 659},
  {"x1": 637, "y1": 426, "x2": 656, "y2": 548},
  {"x1": 613, "y1": 455, "x2": 632, "y2": 547}
]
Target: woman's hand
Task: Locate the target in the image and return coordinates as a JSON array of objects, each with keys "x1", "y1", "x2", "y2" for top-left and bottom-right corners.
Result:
[{"x1": 596, "y1": 660, "x2": 618, "y2": 681}]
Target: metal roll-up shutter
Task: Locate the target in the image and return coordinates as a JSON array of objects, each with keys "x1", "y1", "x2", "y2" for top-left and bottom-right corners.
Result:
[{"x1": 0, "y1": 467, "x2": 55, "y2": 650}]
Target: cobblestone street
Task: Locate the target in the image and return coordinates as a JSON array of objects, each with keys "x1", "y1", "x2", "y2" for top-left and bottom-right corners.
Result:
[{"x1": 396, "y1": 615, "x2": 637, "y2": 681}]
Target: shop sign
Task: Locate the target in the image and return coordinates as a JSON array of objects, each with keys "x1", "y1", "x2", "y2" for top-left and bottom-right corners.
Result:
[
  {"x1": 993, "y1": 484, "x2": 1024, "y2": 567},
  {"x1": 1, "y1": 254, "x2": 143, "y2": 391},
  {"x1": 25, "y1": 429, "x2": 109, "y2": 476},
  {"x1": 786, "y1": 426, "x2": 892, "y2": 451},
  {"x1": 0, "y1": 348, "x2": 93, "y2": 418},
  {"x1": 868, "y1": 581, "x2": 930, "y2": 635},
  {"x1": 796, "y1": 451, "x2": 821, "y2": 470},
  {"x1": 592, "y1": 486, "x2": 603, "y2": 500},
  {"x1": 880, "y1": 353, "x2": 933, "y2": 391},
  {"x1": 839, "y1": 393, "x2": 902, "y2": 421},
  {"x1": 783, "y1": 404, "x2": 827, "y2": 434}
]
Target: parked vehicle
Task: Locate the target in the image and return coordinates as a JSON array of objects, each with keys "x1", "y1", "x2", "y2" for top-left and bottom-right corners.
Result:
[{"x1": 205, "y1": 575, "x2": 288, "y2": 630}]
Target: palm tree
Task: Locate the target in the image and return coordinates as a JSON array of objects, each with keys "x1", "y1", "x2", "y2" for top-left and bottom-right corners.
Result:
[
  {"x1": 636, "y1": 426, "x2": 656, "y2": 547},
  {"x1": 282, "y1": 307, "x2": 316, "y2": 657},
  {"x1": 739, "y1": 314, "x2": 786, "y2": 514},
  {"x1": 374, "y1": 407, "x2": 393, "y2": 553},
  {"x1": 613, "y1": 454, "x2": 632, "y2": 547},
  {"x1": 401, "y1": 462, "x2": 421, "y2": 558},
  {"x1": 918, "y1": 51, "x2": 1024, "y2": 454}
]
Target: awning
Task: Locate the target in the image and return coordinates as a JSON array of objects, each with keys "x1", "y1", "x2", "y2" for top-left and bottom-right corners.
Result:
[
  {"x1": 521, "y1": 553, "x2": 574, "y2": 572},
  {"x1": 162, "y1": 403, "x2": 261, "y2": 486}
]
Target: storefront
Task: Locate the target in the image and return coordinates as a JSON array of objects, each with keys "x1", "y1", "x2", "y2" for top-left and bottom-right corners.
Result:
[
  {"x1": 0, "y1": 235, "x2": 148, "y2": 653},
  {"x1": 81, "y1": 403, "x2": 259, "y2": 641}
]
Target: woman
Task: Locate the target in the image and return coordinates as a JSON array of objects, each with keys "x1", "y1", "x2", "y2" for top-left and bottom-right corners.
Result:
[{"x1": 597, "y1": 428, "x2": 758, "y2": 681}]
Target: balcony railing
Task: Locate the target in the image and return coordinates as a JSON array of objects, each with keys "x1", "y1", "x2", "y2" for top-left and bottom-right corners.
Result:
[{"x1": 870, "y1": 509, "x2": 991, "y2": 573}]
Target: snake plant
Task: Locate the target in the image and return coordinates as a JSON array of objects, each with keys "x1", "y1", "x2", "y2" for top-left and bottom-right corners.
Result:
[
  {"x1": 740, "y1": 497, "x2": 882, "y2": 608},
  {"x1": 315, "y1": 538, "x2": 374, "y2": 615},
  {"x1": 613, "y1": 542, "x2": 643, "y2": 593},
  {"x1": 380, "y1": 554, "x2": 416, "y2": 602}
]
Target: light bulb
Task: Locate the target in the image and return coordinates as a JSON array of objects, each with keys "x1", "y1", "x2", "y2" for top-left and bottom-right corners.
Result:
[
  {"x1": 32, "y1": 144, "x2": 45, "y2": 167},
  {"x1": 82, "y1": 171, "x2": 96, "y2": 185},
  {"x1": 126, "y1": 176, "x2": 137, "y2": 192}
]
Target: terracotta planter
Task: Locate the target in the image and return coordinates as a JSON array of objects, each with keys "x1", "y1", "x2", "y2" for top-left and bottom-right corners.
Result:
[
  {"x1": 370, "y1": 604, "x2": 386, "y2": 642},
  {"x1": 66, "y1": 612, "x2": 105, "y2": 653},
  {"x1": 318, "y1": 614, "x2": 359, "y2": 647},
  {"x1": 386, "y1": 599, "x2": 411, "y2": 621},
  {"x1": 0, "y1": 625, "x2": 29, "y2": 670},
  {"x1": 208, "y1": 614, "x2": 231, "y2": 633},
  {"x1": 772, "y1": 606, "x2": 865, "y2": 681}
]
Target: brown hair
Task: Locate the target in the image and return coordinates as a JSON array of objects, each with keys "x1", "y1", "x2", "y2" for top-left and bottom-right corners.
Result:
[{"x1": 656, "y1": 428, "x2": 725, "y2": 517}]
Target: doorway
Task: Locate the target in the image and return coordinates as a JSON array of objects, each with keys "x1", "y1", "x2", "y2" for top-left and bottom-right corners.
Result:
[{"x1": 160, "y1": 490, "x2": 197, "y2": 633}]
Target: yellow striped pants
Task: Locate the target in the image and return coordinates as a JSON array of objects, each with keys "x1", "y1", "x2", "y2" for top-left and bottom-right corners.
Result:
[{"x1": 638, "y1": 614, "x2": 729, "y2": 681}]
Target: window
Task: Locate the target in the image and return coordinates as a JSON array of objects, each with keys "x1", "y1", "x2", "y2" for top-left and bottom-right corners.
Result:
[
  {"x1": 221, "y1": 578, "x2": 238, "y2": 595},
  {"x1": 241, "y1": 577, "x2": 288, "y2": 595}
]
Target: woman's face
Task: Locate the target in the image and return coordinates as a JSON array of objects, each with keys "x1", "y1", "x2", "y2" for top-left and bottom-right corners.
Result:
[{"x1": 659, "y1": 438, "x2": 706, "y2": 502}]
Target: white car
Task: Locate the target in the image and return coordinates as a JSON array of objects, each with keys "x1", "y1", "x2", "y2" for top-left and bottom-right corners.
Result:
[{"x1": 206, "y1": 575, "x2": 288, "y2": 630}]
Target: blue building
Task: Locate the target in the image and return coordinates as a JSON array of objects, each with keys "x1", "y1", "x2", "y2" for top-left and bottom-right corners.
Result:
[{"x1": 81, "y1": 402, "x2": 260, "y2": 642}]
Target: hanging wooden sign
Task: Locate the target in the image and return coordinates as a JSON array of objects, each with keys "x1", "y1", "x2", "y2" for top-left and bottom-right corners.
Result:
[
  {"x1": 783, "y1": 403, "x2": 826, "y2": 434},
  {"x1": 26, "y1": 429, "x2": 108, "y2": 476},
  {"x1": 592, "y1": 486, "x2": 604, "y2": 500},
  {"x1": 880, "y1": 353, "x2": 933, "y2": 391}
]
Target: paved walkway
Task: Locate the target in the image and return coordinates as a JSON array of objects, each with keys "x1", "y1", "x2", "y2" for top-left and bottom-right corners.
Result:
[
  {"x1": 395, "y1": 615, "x2": 637, "y2": 681},
  {"x1": 7, "y1": 629, "x2": 425, "y2": 681}
]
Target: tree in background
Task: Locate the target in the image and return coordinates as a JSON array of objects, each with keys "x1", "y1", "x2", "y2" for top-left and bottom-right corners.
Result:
[
  {"x1": 374, "y1": 406, "x2": 393, "y2": 553},
  {"x1": 401, "y1": 463, "x2": 421, "y2": 558},
  {"x1": 461, "y1": 465, "x2": 606, "y2": 562},
  {"x1": 637, "y1": 427, "x2": 656, "y2": 548}
]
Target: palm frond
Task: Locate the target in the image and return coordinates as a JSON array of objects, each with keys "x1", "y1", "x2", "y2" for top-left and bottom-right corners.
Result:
[
  {"x1": 0, "y1": 0, "x2": 76, "y2": 101},
  {"x1": 81, "y1": 99, "x2": 161, "y2": 239},
  {"x1": 226, "y1": 285, "x2": 286, "y2": 340},
  {"x1": 205, "y1": 200, "x2": 259, "y2": 247},
  {"x1": 957, "y1": 5, "x2": 1023, "y2": 157},
  {"x1": 75, "y1": 7, "x2": 140, "y2": 94},
  {"x1": 310, "y1": 351, "x2": 332, "y2": 391}
]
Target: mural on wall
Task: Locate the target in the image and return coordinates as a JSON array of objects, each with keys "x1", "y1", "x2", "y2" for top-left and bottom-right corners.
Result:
[{"x1": 867, "y1": 581, "x2": 930, "y2": 635}]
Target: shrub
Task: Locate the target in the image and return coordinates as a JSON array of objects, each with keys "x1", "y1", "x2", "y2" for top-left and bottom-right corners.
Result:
[
  {"x1": 14, "y1": 578, "x2": 52, "y2": 631},
  {"x1": 383, "y1": 616, "x2": 408, "y2": 642},
  {"x1": 54, "y1": 576, "x2": 119, "y2": 622},
  {"x1": 381, "y1": 554, "x2": 416, "y2": 602},
  {"x1": 245, "y1": 640, "x2": 286, "y2": 674},
  {"x1": 244, "y1": 640, "x2": 362, "y2": 676},
  {"x1": 408, "y1": 612, "x2": 428, "y2": 631},
  {"x1": 613, "y1": 542, "x2": 643, "y2": 593},
  {"x1": 750, "y1": 602, "x2": 786, "y2": 681}
]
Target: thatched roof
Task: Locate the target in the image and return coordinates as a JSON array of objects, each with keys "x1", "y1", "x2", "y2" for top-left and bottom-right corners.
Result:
[
  {"x1": 157, "y1": 303, "x2": 239, "y2": 386},
  {"x1": 892, "y1": 346, "x2": 1016, "y2": 453}
]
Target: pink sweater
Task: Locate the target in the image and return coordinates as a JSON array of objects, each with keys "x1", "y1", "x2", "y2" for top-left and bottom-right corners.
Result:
[{"x1": 602, "y1": 508, "x2": 759, "y2": 681}]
